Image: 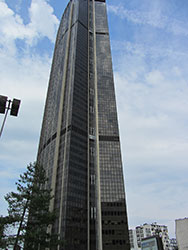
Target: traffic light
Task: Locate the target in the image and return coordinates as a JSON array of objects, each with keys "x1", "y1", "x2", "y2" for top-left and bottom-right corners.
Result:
[
  {"x1": 0, "y1": 95, "x2": 8, "y2": 114},
  {"x1": 10, "y1": 99, "x2": 21, "y2": 116}
]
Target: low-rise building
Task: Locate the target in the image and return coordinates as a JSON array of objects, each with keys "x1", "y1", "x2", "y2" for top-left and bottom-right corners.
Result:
[
  {"x1": 169, "y1": 238, "x2": 178, "y2": 250},
  {"x1": 129, "y1": 222, "x2": 170, "y2": 250}
]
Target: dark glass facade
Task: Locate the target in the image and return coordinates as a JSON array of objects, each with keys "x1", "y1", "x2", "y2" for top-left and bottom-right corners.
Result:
[{"x1": 37, "y1": 0, "x2": 130, "y2": 249}]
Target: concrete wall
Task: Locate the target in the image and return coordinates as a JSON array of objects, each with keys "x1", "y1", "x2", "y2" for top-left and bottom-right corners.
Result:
[{"x1": 176, "y1": 218, "x2": 188, "y2": 250}]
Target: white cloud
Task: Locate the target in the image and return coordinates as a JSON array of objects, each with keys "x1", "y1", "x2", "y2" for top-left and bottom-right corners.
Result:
[
  {"x1": 108, "y1": 4, "x2": 188, "y2": 37},
  {"x1": 0, "y1": 0, "x2": 59, "y2": 49},
  {"x1": 0, "y1": 51, "x2": 51, "y2": 162},
  {"x1": 0, "y1": 0, "x2": 59, "y2": 216},
  {"x1": 113, "y1": 37, "x2": 188, "y2": 236},
  {"x1": 115, "y1": 59, "x2": 188, "y2": 166},
  {"x1": 146, "y1": 70, "x2": 164, "y2": 85},
  {"x1": 108, "y1": 4, "x2": 166, "y2": 28},
  {"x1": 28, "y1": 0, "x2": 59, "y2": 44}
]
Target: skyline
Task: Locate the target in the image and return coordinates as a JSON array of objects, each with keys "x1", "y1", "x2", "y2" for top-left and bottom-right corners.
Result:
[{"x1": 0, "y1": 0, "x2": 188, "y2": 238}]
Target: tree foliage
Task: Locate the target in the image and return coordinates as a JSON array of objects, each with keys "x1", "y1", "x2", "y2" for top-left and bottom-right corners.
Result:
[{"x1": 0, "y1": 162, "x2": 61, "y2": 250}]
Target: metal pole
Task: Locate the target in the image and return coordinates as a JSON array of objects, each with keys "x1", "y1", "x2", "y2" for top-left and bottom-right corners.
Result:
[{"x1": 0, "y1": 100, "x2": 11, "y2": 138}]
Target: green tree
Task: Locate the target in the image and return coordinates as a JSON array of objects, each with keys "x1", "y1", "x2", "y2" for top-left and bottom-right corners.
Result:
[
  {"x1": 1, "y1": 162, "x2": 62, "y2": 250},
  {"x1": 0, "y1": 216, "x2": 8, "y2": 249},
  {"x1": 0, "y1": 215, "x2": 18, "y2": 249}
]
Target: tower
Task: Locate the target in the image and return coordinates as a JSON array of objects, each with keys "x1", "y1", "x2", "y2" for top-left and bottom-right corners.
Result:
[{"x1": 37, "y1": 0, "x2": 130, "y2": 249}]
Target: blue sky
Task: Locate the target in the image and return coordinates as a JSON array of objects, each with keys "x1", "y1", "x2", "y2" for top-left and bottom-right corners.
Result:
[{"x1": 0, "y1": 0, "x2": 188, "y2": 238}]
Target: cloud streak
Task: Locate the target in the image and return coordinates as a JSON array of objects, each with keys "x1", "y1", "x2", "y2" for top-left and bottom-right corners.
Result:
[
  {"x1": 109, "y1": 3, "x2": 188, "y2": 234},
  {"x1": 108, "y1": 4, "x2": 188, "y2": 37}
]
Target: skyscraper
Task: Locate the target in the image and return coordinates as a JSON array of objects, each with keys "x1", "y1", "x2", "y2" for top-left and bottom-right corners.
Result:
[{"x1": 37, "y1": 0, "x2": 130, "y2": 249}]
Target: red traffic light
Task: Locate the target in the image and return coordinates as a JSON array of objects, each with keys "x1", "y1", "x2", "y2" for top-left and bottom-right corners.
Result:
[
  {"x1": 10, "y1": 99, "x2": 21, "y2": 116},
  {"x1": 0, "y1": 95, "x2": 8, "y2": 114}
]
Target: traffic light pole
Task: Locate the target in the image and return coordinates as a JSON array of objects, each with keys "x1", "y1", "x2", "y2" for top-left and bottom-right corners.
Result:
[
  {"x1": 0, "y1": 95, "x2": 21, "y2": 138},
  {"x1": 0, "y1": 100, "x2": 11, "y2": 138}
]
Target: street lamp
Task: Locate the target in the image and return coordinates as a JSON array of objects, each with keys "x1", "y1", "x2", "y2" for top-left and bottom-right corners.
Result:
[{"x1": 0, "y1": 95, "x2": 21, "y2": 138}]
